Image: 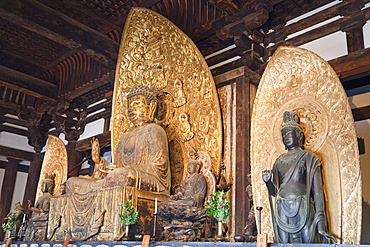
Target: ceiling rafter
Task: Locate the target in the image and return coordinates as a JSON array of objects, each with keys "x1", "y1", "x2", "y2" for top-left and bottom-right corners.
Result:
[{"x1": 0, "y1": 0, "x2": 119, "y2": 69}]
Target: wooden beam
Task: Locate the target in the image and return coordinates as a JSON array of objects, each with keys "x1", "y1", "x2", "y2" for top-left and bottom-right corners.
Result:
[
  {"x1": 0, "y1": 65, "x2": 58, "y2": 101},
  {"x1": 207, "y1": 46, "x2": 241, "y2": 67},
  {"x1": 0, "y1": 160, "x2": 29, "y2": 173},
  {"x1": 76, "y1": 131, "x2": 111, "y2": 152},
  {"x1": 0, "y1": 0, "x2": 119, "y2": 69},
  {"x1": 0, "y1": 125, "x2": 28, "y2": 136},
  {"x1": 329, "y1": 47, "x2": 370, "y2": 79},
  {"x1": 4, "y1": 116, "x2": 26, "y2": 127},
  {"x1": 216, "y1": 8, "x2": 269, "y2": 40},
  {"x1": 64, "y1": 71, "x2": 115, "y2": 100},
  {"x1": 352, "y1": 105, "x2": 370, "y2": 122},
  {"x1": 214, "y1": 66, "x2": 261, "y2": 87},
  {"x1": 0, "y1": 145, "x2": 35, "y2": 161}
]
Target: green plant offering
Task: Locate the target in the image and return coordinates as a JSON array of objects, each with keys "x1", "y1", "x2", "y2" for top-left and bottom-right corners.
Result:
[
  {"x1": 205, "y1": 190, "x2": 231, "y2": 223},
  {"x1": 2, "y1": 213, "x2": 18, "y2": 232},
  {"x1": 118, "y1": 200, "x2": 138, "y2": 225}
]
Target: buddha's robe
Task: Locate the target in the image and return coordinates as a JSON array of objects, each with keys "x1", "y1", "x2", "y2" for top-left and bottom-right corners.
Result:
[
  {"x1": 66, "y1": 123, "x2": 171, "y2": 195},
  {"x1": 164, "y1": 172, "x2": 207, "y2": 207},
  {"x1": 271, "y1": 149, "x2": 327, "y2": 243}
]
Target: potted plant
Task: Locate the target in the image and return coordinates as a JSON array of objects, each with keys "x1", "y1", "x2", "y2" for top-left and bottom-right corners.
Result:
[
  {"x1": 205, "y1": 190, "x2": 231, "y2": 241},
  {"x1": 2, "y1": 213, "x2": 19, "y2": 239},
  {"x1": 118, "y1": 200, "x2": 138, "y2": 240}
]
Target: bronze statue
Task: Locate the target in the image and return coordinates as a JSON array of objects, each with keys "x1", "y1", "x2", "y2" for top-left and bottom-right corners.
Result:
[
  {"x1": 28, "y1": 174, "x2": 55, "y2": 220},
  {"x1": 66, "y1": 85, "x2": 171, "y2": 195},
  {"x1": 162, "y1": 159, "x2": 206, "y2": 207},
  {"x1": 262, "y1": 111, "x2": 335, "y2": 243}
]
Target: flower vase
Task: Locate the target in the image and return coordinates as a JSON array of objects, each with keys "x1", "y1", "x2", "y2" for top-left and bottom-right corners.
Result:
[
  {"x1": 215, "y1": 220, "x2": 225, "y2": 241},
  {"x1": 122, "y1": 225, "x2": 130, "y2": 241}
]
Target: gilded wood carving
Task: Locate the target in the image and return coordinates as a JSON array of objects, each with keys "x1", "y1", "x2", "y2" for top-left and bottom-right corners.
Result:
[
  {"x1": 112, "y1": 7, "x2": 223, "y2": 189},
  {"x1": 251, "y1": 46, "x2": 361, "y2": 244},
  {"x1": 36, "y1": 135, "x2": 68, "y2": 201}
]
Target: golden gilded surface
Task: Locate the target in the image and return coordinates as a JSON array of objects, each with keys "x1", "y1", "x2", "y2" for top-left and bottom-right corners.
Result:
[
  {"x1": 36, "y1": 135, "x2": 68, "y2": 200},
  {"x1": 251, "y1": 46, "x2": 361, "y2": 244},
  {"x1": 111, "y1": 7, "x2": 223, "y2": 184}
]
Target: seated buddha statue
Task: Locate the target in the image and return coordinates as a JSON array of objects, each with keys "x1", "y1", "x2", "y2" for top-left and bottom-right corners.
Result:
[
  {"x1": 28, "y1": 174, "x2": 55, "y2": 220},
  {"x1": 161, "y1": 159, "x2": 206, "y2": 207},
  {"x1": 66, "y1": 85, "x2": 171, "y2": 195},
  {"x1": 158, "y1": 159, "x2": 208, "y2": 241}
]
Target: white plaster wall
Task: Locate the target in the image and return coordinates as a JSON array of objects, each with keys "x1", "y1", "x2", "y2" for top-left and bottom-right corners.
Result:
[
  {"x1": 354, "y1": 119, "x2": 370, "y2": 244},
  {"x1": 10, "y1": 172, "x2": 28, "y2": 210}
]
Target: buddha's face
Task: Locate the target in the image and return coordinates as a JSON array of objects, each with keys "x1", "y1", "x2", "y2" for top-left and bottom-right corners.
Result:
[
  {"x1": 42, "y1": 181, "x2": 53, "y2": 193},
  {"x1": 282, "y1": 128, "x2": 301, "y2": 150},
  {"x1": 187, "y1": 161, "x2": 199, "y2": 174},
  {"x1": 127, "y1": 95, "x2": 151, "y2": 126}
]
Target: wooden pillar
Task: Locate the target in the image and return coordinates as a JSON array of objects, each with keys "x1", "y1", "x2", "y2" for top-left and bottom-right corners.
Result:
[
  {"x1": 66, "y1": 140, "x2": 82, "y2": 177},
  {"x1": 0, "y1": 158, "x2": 20, "y2": 240},
  {"x1": 22, "y1": 152, "x2": 44, "y2": 216},
  {"x1": 234, "y1": 75, "x2": 251, "y2": 235}
]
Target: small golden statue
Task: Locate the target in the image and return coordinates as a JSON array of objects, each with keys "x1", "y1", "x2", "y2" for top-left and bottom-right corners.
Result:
[{"x1": 65, "y1": 85, "x2": 171, "y2": 195}]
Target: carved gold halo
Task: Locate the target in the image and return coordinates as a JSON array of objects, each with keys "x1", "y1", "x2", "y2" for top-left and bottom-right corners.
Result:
[
  {"x1": 111, "y1": 7, "x2": 223, "y2": 185},
  {"x1": 272, "y1": 98, "x2": 328, "y2": 153},
  {"x1": 36, "y1": 135, "x2": 68, "y2": 201}
]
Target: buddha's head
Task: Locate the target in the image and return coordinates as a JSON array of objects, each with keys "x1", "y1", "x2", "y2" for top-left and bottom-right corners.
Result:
[
  {"x1": 42, "y1": 173, "x2": 55, "y2": 194},
  {"x1": 127, "y1": 85, "x2": 157, "y2": 126},
  {"x1": 187, "y1": 159, "x2": 200, "y2": 174},
  {"x1": 281, "y1": 111, "x2": 304, "y2": 150}
]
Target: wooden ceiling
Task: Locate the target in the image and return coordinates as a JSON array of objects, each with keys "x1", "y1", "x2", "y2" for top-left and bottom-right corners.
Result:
[{"x1": 1, "y1": 0, "x2": 370, "y2": 152}]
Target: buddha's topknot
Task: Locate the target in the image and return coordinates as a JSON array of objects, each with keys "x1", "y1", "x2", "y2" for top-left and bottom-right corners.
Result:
[{"x1": 127, "y1": 85, "x2": 156, "y2": 104}]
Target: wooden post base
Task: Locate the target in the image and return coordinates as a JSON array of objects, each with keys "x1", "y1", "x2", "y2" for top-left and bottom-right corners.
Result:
[{"x1": 257, "y1": 233, "x2": 268, "y2": 247}]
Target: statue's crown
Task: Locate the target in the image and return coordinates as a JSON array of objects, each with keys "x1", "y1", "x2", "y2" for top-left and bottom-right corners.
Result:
[
  {"x1": 127, "y1": 85, "x2": 156, "y2": 103},
  {"x1": 44, "y1": 173, "x2": 55, "y2": 183},
  {"x1": 282, "y1": 111, "x2": 302, "y2": 131}
]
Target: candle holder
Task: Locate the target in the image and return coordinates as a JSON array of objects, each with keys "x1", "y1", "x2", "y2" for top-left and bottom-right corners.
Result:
[
  {"x1": 151, "y1": 212, "x2": 157, "y2": 241},
  {"x1": 256, "y1": 206, "x2": 263, "y2": 234},
  {"x1": 256, "y1": 206, "x2": 267, "y2": 247}
]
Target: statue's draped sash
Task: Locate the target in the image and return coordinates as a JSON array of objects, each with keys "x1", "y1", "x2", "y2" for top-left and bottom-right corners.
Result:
[{"x1": 251, "y1": 46, "x2": 362, "y2": 244}]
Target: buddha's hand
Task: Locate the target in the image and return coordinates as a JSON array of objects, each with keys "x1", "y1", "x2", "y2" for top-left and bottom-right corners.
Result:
[
  {"x1": 318, "y1": 230, "x2": 337, "y2": 243},
  {"x1": 318, "y1": 222, "x2": 337, "y2": 243},
  {"x1": 262, "y1": 170, "x2": 272, "y2": 182},
  {"x1": 91, "y1": 137, "x2": 101, "y2": 164}
]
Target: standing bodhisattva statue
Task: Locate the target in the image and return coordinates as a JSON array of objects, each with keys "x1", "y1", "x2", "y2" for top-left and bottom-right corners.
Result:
[
  {"x1": 66, "y1": 85, "x2": 171, "y2": 195},
  {"x1": 262, "y1": 111, "x2": 336, "y2": 243}
]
